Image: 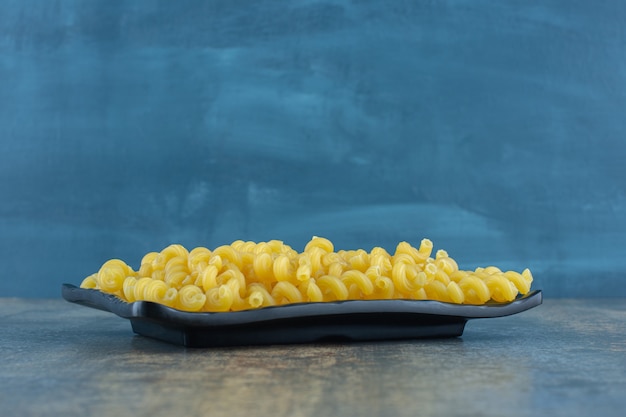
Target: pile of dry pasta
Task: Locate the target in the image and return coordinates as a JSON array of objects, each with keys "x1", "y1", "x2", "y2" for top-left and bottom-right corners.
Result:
[{"x1": 80, "y1": 237, "x2": 533, "y2": 312}]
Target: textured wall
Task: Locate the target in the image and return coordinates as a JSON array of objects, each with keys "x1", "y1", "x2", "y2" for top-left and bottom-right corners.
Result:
[{"x1": 1, "y1": 0, "x2": 625, "y2": 297}]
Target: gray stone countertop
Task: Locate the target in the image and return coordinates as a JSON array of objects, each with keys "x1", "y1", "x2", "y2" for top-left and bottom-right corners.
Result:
[{"x1": 1, "y1": 297, "x2": 625, "y2": 417}]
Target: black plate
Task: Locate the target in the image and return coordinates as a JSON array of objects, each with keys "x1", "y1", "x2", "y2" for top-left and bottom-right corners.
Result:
[{"x1": 61, "y1": 284, "x2": 542, "y2": 347}]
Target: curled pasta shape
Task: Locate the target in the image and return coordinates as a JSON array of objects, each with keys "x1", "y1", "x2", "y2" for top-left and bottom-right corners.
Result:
[
  {"x1": 217, "y1": 267, "x2": 246, "y2": 298},
  {"x1": 370, "y1": 252, "x2": 392, "y2": 275},
  {"x1": 327, "y1": 262, "x2": 345, "y2": 277},
  {"x1": 424, "y1": 280, "x2": 451, "y2": 303},
  {"x1": 321, "y1": 252, "x2": 343, "y2": 267},
  {"x1": 299, "y1": 279, "x2": 324, "y2": 302},
  {"x1": 394, "y1": 242, "x2": 423, "y2": 264},
  {"x1": 459, "y1": 276, "x2": 491, "y2": 304},
  {"x1": 205, "y1": 285, "x2": 234, "y2": 312},
  {"x1": 252, "y1": 242, "x2": 272, "y2": 255},
  {"x1": 483, "y1": 266, "x2": 502, "y2": 275},
  {"x1": 449, "y1": 270, "x2": 470, "y2": 283},
  {"x1": 144, "y1": 280, "x2": 168, "y2": 303},
  {"x1": 212, "y1": 245, "x2": 243, "y2": 270},
  {"x1": 122, "y1": 276, "x2": 137, "y2": 302},
  {"x1": 304, "y1": 236, "x2": 334, "y2": 253},
  {"x1": 306, "y1": 247, "x2": 325, "y2": 276},
  {"x1": 97, "y1": 260, "x2": 130, "y2": 293},
  {"x1": 370, "y1": 276, "x2": 394, "y2": 299},
  {"x1": 164, "y1": 256, "x2": 190, "y2": 288},
  {"x1": 138, "y1": 262, "x2": 153, "y2": 278},
  {"x1": 198, "y1": 264, "x2": 218, "y2": 291},
  {"x1": 271, "y1": 281, "x2": 303, "y2": 305},
  {"x1": 252, "y1": 252, "x2": 274, "y2": 283},
  {"x1": 153, "y1": 244, "x2": 188, "y2": 270},
  {"x1": 446, "y1": 281, "x2": 464, "y2": 304},
  {"x1": 133, "y1": 277, "x2": 154, "y2": 301},
  {"x1": 341, "y1": 270, "x2": 374, "y2": 297},
  {"x1": 141, "y1": 251, "x2": 159, "y2": 266},
  {"x1": 80, "y1": 274, "x2": 98, "y2": 289},
  {"x1": 188, "y1": 246, "x2": 211, "y2": 271},
  {"x1": 296, "y1": 255, "x2": 312, "y2": 282},
  {"x1": 348, "y1": 250, "x2": 370, "y2": 272},
  {"x1": 435, "y1": 255, "x2": 458, "y2": 275},
  {"x1": 246, "y1": 283, "x2": 276, "y2": 308},
  {"x1": 418, "y1": 239, "x2": 434, "y2": 258},
  {"x1": 272, "y1": 254, "x2": 294, "y2": 283},
  {"x1": 267, "y1": 239, "x2": 285, "y2": 253},
  {"x1": 391, "y1": 263, "x2": 423, "y2": 294},
  {"x1": 176, "y1": 285, "x2": 207, "y2": 312},
  {"x1": 481, "y1": 275, "x2": 518, "y2": 302},
  {"x1": 522, "y1": 268, "x2": 534, "y2": 286},
  {"x1": 503, "y1": 270, "x2": 531, "y2": 294},
  {"x1": 316, "y1": 275, "x2": 349, "y2": 301},
  {"x1": 225, "y1": 276, "x2": 247, "y2": 311}
]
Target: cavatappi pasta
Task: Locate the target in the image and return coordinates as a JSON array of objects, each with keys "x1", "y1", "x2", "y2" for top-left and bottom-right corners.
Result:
[{"x1": 80, "y1": 237, "x2": 534, "y2": 312}]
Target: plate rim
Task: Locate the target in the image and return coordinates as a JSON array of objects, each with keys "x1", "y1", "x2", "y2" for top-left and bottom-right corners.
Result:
[{"x1": 61, "y1": 283, "x2": 543, "y2": 327}]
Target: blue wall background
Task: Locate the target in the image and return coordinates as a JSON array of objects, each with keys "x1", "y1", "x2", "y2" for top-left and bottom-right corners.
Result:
[{"x1": 1, "y1": 0, "x2": 625, "y2": 298}]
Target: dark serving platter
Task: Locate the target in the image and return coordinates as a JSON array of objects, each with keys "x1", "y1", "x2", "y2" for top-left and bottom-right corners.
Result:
[{"x1": 62, "y1": 284, "x2": 542, "y2": 347}]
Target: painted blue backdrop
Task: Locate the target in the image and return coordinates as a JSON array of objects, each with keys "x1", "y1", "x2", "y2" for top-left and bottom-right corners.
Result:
[{"x1": 1, "y1": 1, "x2": 625, "y2": 297}]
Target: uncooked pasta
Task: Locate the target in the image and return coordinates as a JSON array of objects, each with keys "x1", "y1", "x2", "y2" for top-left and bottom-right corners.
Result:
[{"x1": 80, "y1": 236, "x2": 534, "y2": 312}]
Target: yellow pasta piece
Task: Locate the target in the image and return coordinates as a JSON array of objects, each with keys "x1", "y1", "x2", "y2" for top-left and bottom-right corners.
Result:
[
  {"x1": 217, "y1": 267, "x2": 246, "y2": 298},
  {"x1": 341, "y1": 270, "x2": 374, "y2": 297},
  {"x1": 394, "y1": 242, "x2": 425, "y2": 264},
  {"x1": 306, "y1": 246, "x2": 325, "y2": 277},
  {"x1": 327, "y1": 262, "x2": 345, "y2": 277},
  {"x1": 133, "y1": 277, "x2": 153, "y2": 301},
  {"x1": 225, "y1": 276, "x2": 247, "y2": 311},
  {"x1": 138, "y1": 262, "x2": 153, "y2": 278},
  {"x1": 198, "y1": 264, "x2": 218, "y2": 291},
  {"x1": 459, "y1": 276, "x2": 491, "y2": 304},
  {"x1": 446, "y1": 281, "x2": 464, "y2": 304},
  {"x1": 140, "y1": 251, "x2": 159, "y2": 266},
  {"x1": 522, "y1": 268, "x2": 534, "y2": 286},
  {"x1": 272, "y1": 254, "x2": 294, "y2": 283},
  {"x1": 391, "y1": 262, "x2": 421, "y2": 295},
  {"x1": 418, "y1": 239, "x2": 434, "y2": 259},
  {"x1": 212, "y1": 245, "x2": 243, "y2": 270},
  {"x1": 316, "y1": 275, "x2": 349, "y2": 301},
  {"x1": 411, "y1": 288, "x2": 428, "y2": 300},
  {"x1": 122, "y1": 276, "x2": 137, "y2": 302},
  {"x1": 153, "y1": 244, "x2": 188, "y2": 271},
  {"x1": 252, "y1": 252, "x2": 274, "y2": 283},
  {"x1": 369, "y1": 276, "x2": 395, "y2": 299},
  {"x1": 80, "y1": 273, "x2": 98, "y2": 289},
  {"x1": 96, "y1": 260, "x2": 130, "y2": 293},
  {"x1": 188, "y1": 246, "x2": 211, "y2": 271},
  {"x1": 503, "y1": 270, "x2": 532, "y2": 294},
  {"x1": 481, "y1": 274, "x2": 518, "y2": 303},
  {"x1": 271, "y1": 281, "x2": 303, "y2": 305},
  {"x1": 204, "y1": 285, "x2": 234, "y2": 312},
  {"x1": 299, "y1": 279, "x2": 324, "y2": 302},
  {"x1": 370, "y1": 252, "x2": 393, "y2": 275},
  {"x1": 164, "y1": 256, "x2": 189, "y2": 288},
  {"x1": 178, "y1": 285, "x2": 206, "y2": 311},
  {"x1": 144, "y1": 280, "x2": 169, "y2": 304},
  {"x1": 304, "y1": 236, "x2": 334, "y2": 253},
  {"x1": 321, "y1": 251, "x2": 343, "y2": 267},
  {"x1": 348, "y1": 250, "x2": 370, "y2": 272},
  {"x1": 246, "y1": 283, "x2": 276, "y2": 308},
  {"x1": 296, "y1": 255, "x2": 312, "y2": 282},
  {"x1": 424, "y1": 280, "x2": 451, "y2": 302}
]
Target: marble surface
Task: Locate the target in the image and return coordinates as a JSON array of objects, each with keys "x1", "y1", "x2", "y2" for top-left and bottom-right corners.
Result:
[{"x1": 1, "y1": 297, "x2": 625, "y2": 417}]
